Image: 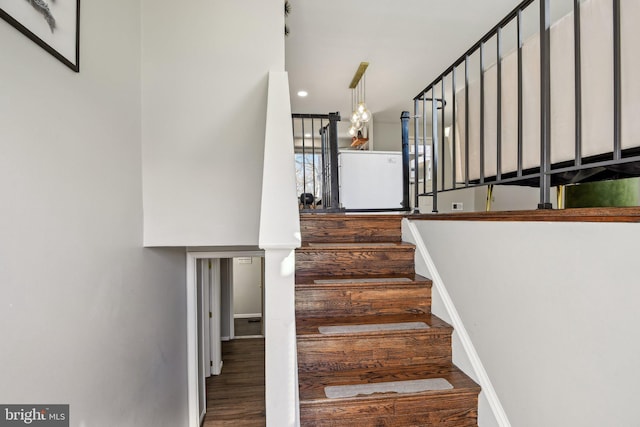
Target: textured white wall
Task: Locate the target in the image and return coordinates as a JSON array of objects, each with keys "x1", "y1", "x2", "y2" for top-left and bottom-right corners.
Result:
[
  {"x1": 413, "y1": 219, "x2": 640, "y2": 427},
  {"x1": 0, "y1": 1, "x2": 188, "y2": 425},
  {"x1": 142, "y1": 0, "x2": 285, "y2": 247}
]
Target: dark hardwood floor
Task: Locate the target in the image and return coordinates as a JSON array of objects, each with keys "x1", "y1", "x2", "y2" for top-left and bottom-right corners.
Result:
[
  {"x1": 204, "y1": 338, "x2": 265, "y2": 426},
  {"x1": 234, "y1": 317, "x2": 263, "y2": 337}
]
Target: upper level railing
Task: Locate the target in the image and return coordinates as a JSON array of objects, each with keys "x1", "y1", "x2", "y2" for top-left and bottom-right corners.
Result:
[
  {"x1": 291, "y1": 113, "x2": 342, "y2": 212},
  {"x1": 403, "y1": 0, "x2": 640, "y2": 212}
]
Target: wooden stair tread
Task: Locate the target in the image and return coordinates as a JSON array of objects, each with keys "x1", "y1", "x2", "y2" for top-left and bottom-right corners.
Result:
[
  {"x1": 299, "y1": 365, "x2": 480, "y2": 402},
  {"x1": 300, "y1": 213, "x2": 405, "y2": 244},
  {"x1": 297, "y1": 313, "x2": 451, "y2": 337},
  {"x1": 295, "y1": 273, "x2": 431, "y2": 288},
  {"x1": 298, "y1": 242, "x2": 415, "y2": 251}
]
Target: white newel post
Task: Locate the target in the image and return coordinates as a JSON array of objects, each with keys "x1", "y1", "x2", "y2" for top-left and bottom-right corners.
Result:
[
  {"x1": 263, "y1": 248, "x2": 300, "y2": 426},
  {"x1": 259, "y1": 71, "x2": 301, "y2": 426}
]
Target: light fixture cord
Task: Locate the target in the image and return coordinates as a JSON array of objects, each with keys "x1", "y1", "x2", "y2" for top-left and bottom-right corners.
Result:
[{"x1": 363, "y1": 73, "x2": 366, "y2": 106}]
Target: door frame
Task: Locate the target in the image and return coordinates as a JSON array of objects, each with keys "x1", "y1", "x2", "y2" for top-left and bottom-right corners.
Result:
[{"x1": 186, "y1": 250, "x2": 264, "y2": 427}]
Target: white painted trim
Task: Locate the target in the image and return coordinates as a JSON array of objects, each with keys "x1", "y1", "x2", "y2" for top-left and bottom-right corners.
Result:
[
  {"x1": 210, "y1": 259, "x2": 222, "y2": 376},
  {"x1": 202, "y1": 260, "x2": 211, "y2": 379},
  {"x1": 234, "y1": 334, "x2": 264, "y2": 339},
  {"x1": 225, "y1": 259, "x2": 235, "y2": 340},
  {"x1": 186, "y1": 250, "x2": 264, "y2": 427},
  {"x1": 404, "y1": 219, "x2": 512, "y2": 427},
  {"x1": 234, "y1": 313, "x2": 263, "y2": 319},
  {"x1": 186, "y1": 253, "x2": 199, "y2": 427}
]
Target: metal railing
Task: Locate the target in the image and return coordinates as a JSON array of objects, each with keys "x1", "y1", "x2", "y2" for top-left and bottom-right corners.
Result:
[
  {"x1": 291, "y1": 112, "x2": 341, "y2": 211},
  {"x1": 403, "y1": 0, "x2": 640, "y2": 212}
]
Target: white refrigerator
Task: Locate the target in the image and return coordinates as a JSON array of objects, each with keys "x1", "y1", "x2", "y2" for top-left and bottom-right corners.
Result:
[{"x1": 338, "y1": 150, "x2": 404, "y2": 210}]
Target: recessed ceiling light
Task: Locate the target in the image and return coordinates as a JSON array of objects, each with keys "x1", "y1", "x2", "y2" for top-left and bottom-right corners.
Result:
[{"x1": 297, "y1": 90, "x2": 308, "y2": 97}]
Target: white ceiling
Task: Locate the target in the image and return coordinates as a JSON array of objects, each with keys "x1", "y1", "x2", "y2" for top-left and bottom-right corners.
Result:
[{"x1": 285, "y1": 0, "x2": 523, "y2": 124}]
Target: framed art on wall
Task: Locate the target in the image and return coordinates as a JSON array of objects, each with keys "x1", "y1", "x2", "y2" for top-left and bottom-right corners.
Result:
[{"x1": 0, "y1": 0, "x2": 80, "y2": 72}]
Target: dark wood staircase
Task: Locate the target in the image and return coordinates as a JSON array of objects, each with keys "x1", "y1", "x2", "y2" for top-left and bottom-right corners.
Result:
[{"x1": 295, "y1": 213, "x2": 480, "y2": 426}]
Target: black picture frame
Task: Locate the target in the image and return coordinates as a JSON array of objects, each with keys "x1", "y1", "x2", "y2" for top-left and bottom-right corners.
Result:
[{"x1": 0, "y1": 0, "x2": 80, "y2": 72}]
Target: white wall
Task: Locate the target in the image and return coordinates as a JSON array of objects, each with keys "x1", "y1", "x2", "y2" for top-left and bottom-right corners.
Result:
[
  {"x1": 233, "y1": 257, "x2": 262, "y2": 316},
  {"x1": 0, "y1": 1, "x2": 188, "y2": 425},
  {"x1": 372, "y1": 120, "x2": 403, "y2": 152},
  {"x1": 412, "y1": 219, "x2": 640, "y2": 427},
  {"x1": 142, "y1": 0, "x2": 285, "y2": 247}
]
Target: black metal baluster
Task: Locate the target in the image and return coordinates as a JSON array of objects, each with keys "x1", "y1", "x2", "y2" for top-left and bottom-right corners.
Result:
[
  {"x1": 574, "y1": 0, "x2": 582, "y2": 166},
  {"x1": 328, "y1": 112, "x2": 341, "y2": 210},
  {"x1": 432, "y1": 95, "x2": 439, "y2": 212},
  {"x1": 414, "y1": 99, "x2": 420, "y2": 212},
  {"x1": 613, "y1": 0, "x2": 622, "y2": 160},
  {"x1": 497, "y1": 27, "x2": 503, "y2": 182},
  {"x1": 539, "y1": 0, "x2": 552, "y2": 209},
  {"x1": 441, "y1": 80, "x2": 446, "y2": 189},
  {"x1": 517, "y1": 8, "x2": 524, "y2": 177},
  {"x1": 301, "y1": 118, "x2": 307, "y2": 207},
  {"x1": 423, "y1": 96, "x2": 428, "y2": 198},
  {"x1": 465, "y1": 55, "x2": 470, "y2": 186},
  {"x1": 311, "y1": 119, "x2": 316, "y2": 207},
  {"x1": 401, "y1": 111, "x2": 411, "y2": 210},
  {"x1": 480, "y1": 43, "x2": 486, "y2": 184},
  {"x1": 452, "y1": 66, "x2": 457, "y2": 190}
]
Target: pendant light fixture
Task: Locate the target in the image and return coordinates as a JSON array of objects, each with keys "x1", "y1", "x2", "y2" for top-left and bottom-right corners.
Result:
[{"x1": 347, "y1": 62, "x2": 371, "y2": 138}]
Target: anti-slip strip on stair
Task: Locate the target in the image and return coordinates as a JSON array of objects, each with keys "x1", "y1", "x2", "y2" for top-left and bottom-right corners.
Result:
[
  {"x1": 318, "y1": 322, "x2": 429, "y2": 335},
  {"x1": 313, "y1": 278, "x2": 413, "y2": 284},
  {"x1": 306, "y1": 242, "x2": 400, "y2": 247},
  {"x1": 324, "y1": 378, "x2": 453, "y2": 399}
]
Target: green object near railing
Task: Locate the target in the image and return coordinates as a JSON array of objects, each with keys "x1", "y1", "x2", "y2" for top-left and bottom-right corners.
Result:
[{"x1": 565, "y1": 178, "x2": 640, "y2": 208}]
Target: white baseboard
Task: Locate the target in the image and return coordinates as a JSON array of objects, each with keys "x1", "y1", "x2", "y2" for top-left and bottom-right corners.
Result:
[
  {"x1": 234, "y1": 313, "x2": 262, "y2": 319},
  {"x1": 404, "y1": 219, "x2": 511, "y2": 427},
  {"x1": 221, "y1": 336, "x2": 231, "y2": 342}
]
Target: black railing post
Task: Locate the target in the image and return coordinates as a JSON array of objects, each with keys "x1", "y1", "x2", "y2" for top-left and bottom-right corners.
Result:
[
  {"x1": 432, "y1": 96, "x2": 439, "y2": 213},
  {"x1": 328, "y1": 112, "x2": 341, "y2": 210},
  {"x1": 539, "y1": 0, "x2": 553, "y2": 209},
  {"x1": 320, "y1": 125, "x2": 328, "y2": 207},
  {"x1": 414, "y1": 99, "x2": 420, "y2": 213},
  {"x1": 401, "y1": 111, "x2": 411, "y2": 211}
]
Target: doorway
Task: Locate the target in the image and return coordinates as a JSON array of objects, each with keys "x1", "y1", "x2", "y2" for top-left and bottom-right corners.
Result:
[
  {"x1": 232, "y1": 256, "x2": 264, "y2": 338},
  {"x1": 186, "y1": 250, "x2": 264, "y2": 427}
]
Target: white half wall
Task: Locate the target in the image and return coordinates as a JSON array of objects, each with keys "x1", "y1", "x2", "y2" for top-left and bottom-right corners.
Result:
[
  {"x1": 0, "y1": 0, "x2": 188, "y2": 425},
  {"x1": 412, "y1": 219, "x2": 640, "y2": 427},
  {"x1": 142, "y1": 0, "x2": 285, "y2": 247}
]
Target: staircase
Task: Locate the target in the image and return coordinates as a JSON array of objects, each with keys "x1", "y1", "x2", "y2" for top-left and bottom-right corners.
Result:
[{"x1": 295, "y1": 213, "x2": 480, "y2": 426}]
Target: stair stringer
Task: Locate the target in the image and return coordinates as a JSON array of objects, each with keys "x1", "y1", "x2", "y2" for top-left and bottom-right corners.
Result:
[{"x1": 403, "y1": 218, "x2": 511, "y2": 427}]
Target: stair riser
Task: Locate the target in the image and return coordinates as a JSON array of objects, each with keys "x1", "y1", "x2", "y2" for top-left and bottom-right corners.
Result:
[
  {"x1": 296, "y1": 286, "x2": 431, "y2": 318},
  {"x1": 297, "y1": 333, "x2": 452, "y2": 374},
  {"x1": 301, "y1": 216, "x2": 402, "y2": 244},
  {"x1": 296, "y1": 249, "x2": 415, "y2": 279},
  {"x1": 300, "y1": 393, "x2": 478, "y2": 426}
]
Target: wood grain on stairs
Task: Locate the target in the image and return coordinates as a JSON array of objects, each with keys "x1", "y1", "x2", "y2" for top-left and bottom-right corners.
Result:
[
  {"x1": 300, "y1": 213, "x2": 404, "y2": 243},
  {"x1": 295, "y1": 213, "x2": 479, "y2": 426},
  {"x1": 296, "y1": 242, "x2": 415, "y2": 279},
  {"x1": 295, "y1": 274, "x2": 432, "y2": 318}
]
